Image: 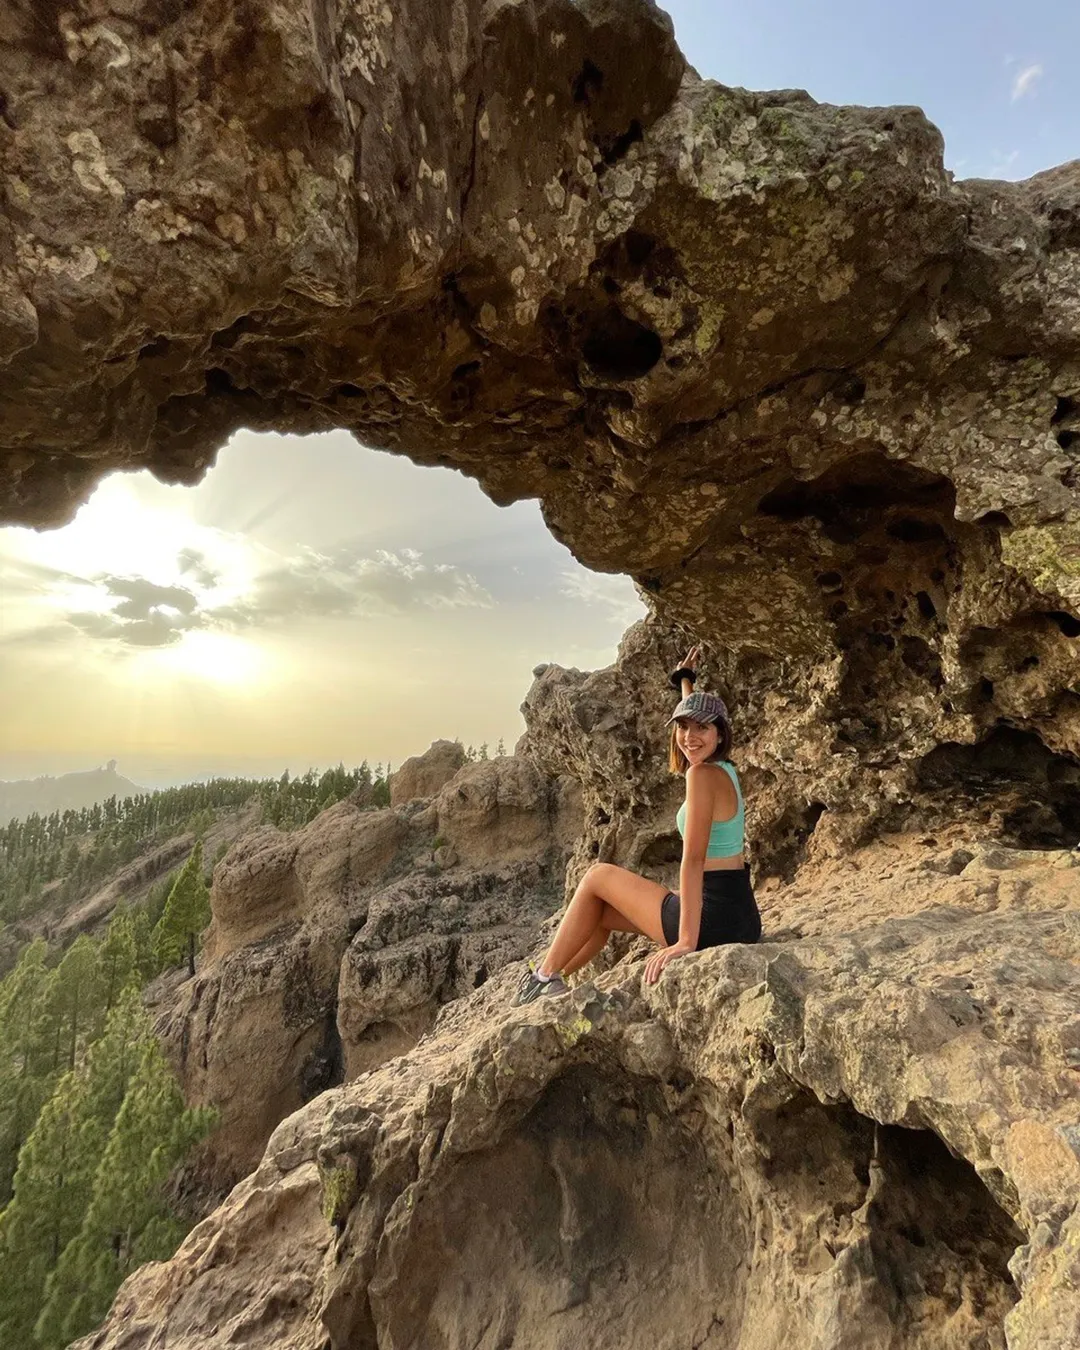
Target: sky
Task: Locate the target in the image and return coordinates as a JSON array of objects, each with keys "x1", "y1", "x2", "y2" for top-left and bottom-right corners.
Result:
[{"x1": 1, "y1": 1, "x2": 1076, "y2": 788}]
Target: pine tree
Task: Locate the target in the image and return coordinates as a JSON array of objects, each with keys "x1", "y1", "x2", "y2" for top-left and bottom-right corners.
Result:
[
  {"x1": 129, "y1": 907, "x2": 157, "y2": 984},
  {"x1": 0, "y1": 989, "x2": 152, "y2": 1348},
  {"x1": 0, "y1": 941, "x2": 55, "y2": 1205},
  {"x1": 152, "y1": 842, "x2": 211, "y2": 978},
  {"x1": 36, "y1": 1038, "x2": 216, "y2": 1348},
  {"x1": 42, "y1": 936, "x2": 103, "y2": 1074},
  {"x1": 97, "y1": 906, "x2": 140, "y2": 1013},
  {"x1": 496, "y1": 737, "x2": 507, "y2": 757},
  {"x1": 0, "y1": 1070, "x2": 89, "y2": 1348}
]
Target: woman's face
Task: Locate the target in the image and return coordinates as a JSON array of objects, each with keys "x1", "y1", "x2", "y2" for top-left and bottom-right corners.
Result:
[{"x1": 675, "y1": 717, "x2": 719, "y2": 767}]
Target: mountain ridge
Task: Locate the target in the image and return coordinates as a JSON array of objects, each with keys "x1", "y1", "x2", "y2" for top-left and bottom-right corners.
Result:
[{"x1": 0, "y1": 763, "x2": 144, "y2": 825}]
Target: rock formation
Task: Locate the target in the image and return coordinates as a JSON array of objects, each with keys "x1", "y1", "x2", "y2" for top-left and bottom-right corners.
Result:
[
  {"x1": 522, "y1": 618, "x2": 1080, "y2": 881},
  {"x1": 389, "y1": 740, "x2": 466, "y2": 807},
  {"x1": 1, "y1": 0, "x2": 1077, "y2": 835},
  {"x1": 4, "y1": 0, "x2": 1079, "y2": 1343},
  {"x1": 156, "y1": 745, "x2": 579, "y2": 1191},
  {"x1": 75, "y1": 839, "x2": 1080, "y2": 1350}
]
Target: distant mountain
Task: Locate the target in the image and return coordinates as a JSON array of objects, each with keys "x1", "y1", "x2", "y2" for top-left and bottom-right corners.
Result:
[{"x1": 0, "y1": 762, "x2": 144, "y2": 824}]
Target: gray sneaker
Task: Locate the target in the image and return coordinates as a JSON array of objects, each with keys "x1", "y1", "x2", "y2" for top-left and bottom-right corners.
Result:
[{"x1": 512, "y1": 964, "x2": 569, "y2": 1006}]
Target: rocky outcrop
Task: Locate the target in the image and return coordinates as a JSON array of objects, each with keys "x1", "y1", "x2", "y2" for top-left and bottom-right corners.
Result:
[
  {"x1": 74, "y1": 841, "x2": 1080, "y2": 1350},
  {"x1": 520, "y1": 617, "x2": 1080, "y2": 881},
  {"x1": 389, "y1": 740, "x2": 467, "y2": 807},
  {"x1": 156, "y1": 750, "x2": 579, "y2": 1191},
  {"x1": 2, "y1": 2, "x2": 1077, "y2": 836}
]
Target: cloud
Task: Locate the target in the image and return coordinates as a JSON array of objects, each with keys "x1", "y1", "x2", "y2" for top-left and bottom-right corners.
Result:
[
  {"x1": 4, "y1": 539, "x2": 492, "y2": 651},
  {"x1": 1011, "y1": 63, "x2": 1043, "y2": 101},
  {"x1": 68, "y1": 608, "x2": 199, "y2": 648},
  {"x1": 64, "y1": 575, "x2": 202, "y2": 647},
  {"x1": 207, "y1": 546, "x2": 493, "y2": 630},
  {"x1": 177, "y1": 548, "x2": 221, "y2": 589},
  {"x1": 560, "y1": 568, "x2": 647, "y2": 628}
]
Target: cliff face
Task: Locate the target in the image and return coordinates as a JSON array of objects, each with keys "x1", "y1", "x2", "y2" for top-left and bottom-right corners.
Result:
[
  {"x1": 1, "y1": 0, "x2": 1078, "y2": 833},
  {"x1": 154, "y1": 748, "x2": 580, "y2": 1194}
]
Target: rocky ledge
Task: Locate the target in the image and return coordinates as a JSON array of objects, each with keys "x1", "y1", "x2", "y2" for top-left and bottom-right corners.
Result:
[{"x1": 75, "y1": 840, "x2": 1079, "y2": 1350}]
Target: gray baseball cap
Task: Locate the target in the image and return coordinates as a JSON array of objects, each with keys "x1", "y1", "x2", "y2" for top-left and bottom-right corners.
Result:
[{"x1": 667, "y1": 691, "x2": 729, "y2": 725}]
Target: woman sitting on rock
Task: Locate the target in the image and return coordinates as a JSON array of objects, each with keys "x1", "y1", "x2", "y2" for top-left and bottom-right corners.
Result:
[{"x1": 513, "y1": 646, "x2": 761, "y2": 1005}]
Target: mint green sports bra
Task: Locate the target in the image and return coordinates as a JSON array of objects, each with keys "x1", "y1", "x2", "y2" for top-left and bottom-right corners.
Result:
[{"x1": 675, "y1": 761, "x2": 745, "y2": 858}]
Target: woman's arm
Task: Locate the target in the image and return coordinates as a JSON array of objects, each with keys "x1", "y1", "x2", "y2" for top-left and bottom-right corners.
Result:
[
  {"x1": 675, "y1": 762, "x2": 712, "y2": 949},
  {"x1": 645, "y1": 763, "x2": 712, "y2": 983},
  {"x1": 671, "y1": 644, "x2": 701, "y2": 699}
]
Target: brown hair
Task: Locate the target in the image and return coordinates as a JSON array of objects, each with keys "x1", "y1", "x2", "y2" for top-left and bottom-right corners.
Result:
[{"x1": 668, "y1": 717, "x2": 733, "y2": 775}]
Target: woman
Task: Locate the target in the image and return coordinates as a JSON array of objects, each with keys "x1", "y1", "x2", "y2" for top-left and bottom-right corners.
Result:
[{"x1": 513, "y1": 646, "x2": 761, "y2": 1005}]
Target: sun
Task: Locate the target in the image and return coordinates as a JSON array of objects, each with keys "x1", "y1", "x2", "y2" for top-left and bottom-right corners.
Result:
[{"x1": 152, "y1": 630, "x2": 266, "y2": 686}]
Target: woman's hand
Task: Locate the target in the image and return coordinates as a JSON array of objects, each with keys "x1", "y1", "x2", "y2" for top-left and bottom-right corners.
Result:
[
  {"x1": 644, "y1": 941, "x2": 694, "y2": 985},
  {"x1": 678, "y1": 644, "x2": 701, "y2": 671}
]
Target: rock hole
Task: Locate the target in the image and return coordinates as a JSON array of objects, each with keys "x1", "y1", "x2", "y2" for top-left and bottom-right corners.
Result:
[
  {"x1": 1017, "y1": 655, "x2": 1040, "y2": 671},
  {"x1": 451, "y1": 360, "x2": 481, "y2": 381},
  {"x1": 977, "y1": 510, "x2": 1013, "y2": 529},
  {"x1": 204, "y1": 367, "x2": 241, "y2": 396},
  {"x1": 887, "y1": 517, "x2": 947, "y2": 543},
  {"x1": 473, "y1": 964, "x2": 488, "y2": 989},
  {"x1": 815, "y1": 570, "x2": 844, "y2": 591},
  {"x1": 601, "y1": 119, "x2": 643, "y2": 164},
  {"x1": 916, "y1": 591, "x2": 937, "y2": 620},
  {"x1": 831, "y1": 372, "x2": 866, "y2": 405},
  {"x1": 581, "y1": 307, "x2": 663, "y2": 380},
  {"x1": 757, "y1": 452, "x2": 954, "y2": 544},
  {"x1": 917, "y1": 727, "x2": 1080, "y2": 846},
  {"x1": 1057, "y1": 429, "x2": 1079, "y2": 450},
  {"x1": 138, "y1": 336, "x2": 172, "y2": 361},
  {"x1": 900, "y1": 636, "x2": 944, "y2": 688},
  {"x1": 1047, "y1": 610, "x2": 1080, "y2": 637},
  {"x1": 572, "y1": 58, "x2": 604, "y2": 105},
  {"x1": 336, "y1": 383, "x2": 364, "y2": 398},
  {"x1": 1051, "y1": 395, "x2": 1077, "y2": 424},
  {"x1": 637, "y1": 833, "x2": 682, "y2": 869}
]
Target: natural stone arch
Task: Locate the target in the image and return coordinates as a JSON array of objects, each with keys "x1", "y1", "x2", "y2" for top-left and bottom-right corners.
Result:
[{"x1": 2, "y1": 0, "x2": 1079, "y2": 859}]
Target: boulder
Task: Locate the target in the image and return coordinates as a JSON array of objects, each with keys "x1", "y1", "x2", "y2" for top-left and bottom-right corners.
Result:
[{"x1": 389, "y1": 740, "x2": 468, "y2": 807}]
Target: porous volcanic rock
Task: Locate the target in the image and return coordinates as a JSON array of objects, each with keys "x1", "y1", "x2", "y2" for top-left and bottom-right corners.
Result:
[
  {"x1": 520, "y1": 616, "x2": 1080, "y2": 882},
  {"x1": 74, "y1": 845, "x2": 1080, "y2": 1350},
  {"x1": 389, "y1": 740, "x2": 467, "y2": 807},
  {"x1": 157, "y1": 754, "x2": 577, "y2": 1191},
  {"x1": 2, "y1": 2, "x2": 1078, "y2": 836}
]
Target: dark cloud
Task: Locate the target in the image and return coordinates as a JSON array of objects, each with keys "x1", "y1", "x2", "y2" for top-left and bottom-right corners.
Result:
[
  {"x1": 67, "y1": 608, "x2": 198, "y2": 648},
  {"x1": 64, "y1": 576, "x2": 202, "y2": 648}
]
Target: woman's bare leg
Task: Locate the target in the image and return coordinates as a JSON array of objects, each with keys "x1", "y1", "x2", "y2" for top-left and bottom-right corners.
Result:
[
  {"x1": 562, "y1": 902, "x2": 651, "y2": 976},
  {"x1": 541, "y1": 864, "x2": 668, "y2": 975}
]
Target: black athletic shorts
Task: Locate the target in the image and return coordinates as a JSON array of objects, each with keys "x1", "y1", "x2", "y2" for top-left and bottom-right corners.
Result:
[{"x1": 661, "y1": 866, "x2": 762, "y2": 949}]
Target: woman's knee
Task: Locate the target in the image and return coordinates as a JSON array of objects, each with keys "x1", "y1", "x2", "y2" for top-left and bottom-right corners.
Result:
[{"x1": 584, "y1": 861, "x2": 622, "y2": 886}]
